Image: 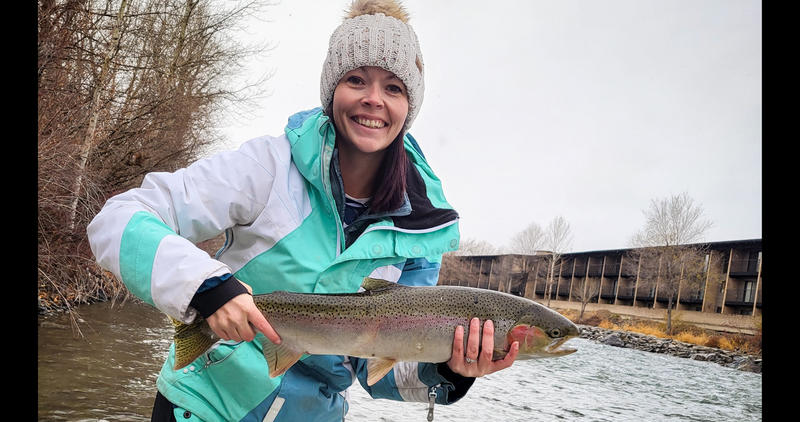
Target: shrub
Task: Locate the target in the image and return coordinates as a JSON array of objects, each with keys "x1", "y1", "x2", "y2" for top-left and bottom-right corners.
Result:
[
  {"x1": 626, "y1": 321, "x2": 668, "y2": 338},
  {"x1": 674, "y1": 331, "x2": 709, "y2": 346},
  {"x1": 598, "y1": 320, "x2": 620, "y2": 330}
]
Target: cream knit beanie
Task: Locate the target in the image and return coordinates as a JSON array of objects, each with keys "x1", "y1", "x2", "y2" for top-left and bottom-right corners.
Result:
[{"x1": 320, "y1": 0, "x2": 424, "y2": 133}]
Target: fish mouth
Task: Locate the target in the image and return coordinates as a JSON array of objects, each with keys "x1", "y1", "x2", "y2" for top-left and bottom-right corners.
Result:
[{"x1": 545, "y1": 336, "x2": 577, "y2": 356}]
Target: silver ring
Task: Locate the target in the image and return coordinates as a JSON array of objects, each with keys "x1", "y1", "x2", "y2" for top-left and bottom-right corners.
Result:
[{"x1": 465, "y1": 357, "x2": 476, "y2": 364}]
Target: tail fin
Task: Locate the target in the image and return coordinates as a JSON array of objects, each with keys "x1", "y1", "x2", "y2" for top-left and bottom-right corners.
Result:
[{"x1": 172, "y1": 318, "x2": 217, "y2": 370}]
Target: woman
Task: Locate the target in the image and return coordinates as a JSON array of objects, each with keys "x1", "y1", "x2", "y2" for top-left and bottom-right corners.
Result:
[{"x1": 87, "y1": 1, "x2": 517, "y2": 420}]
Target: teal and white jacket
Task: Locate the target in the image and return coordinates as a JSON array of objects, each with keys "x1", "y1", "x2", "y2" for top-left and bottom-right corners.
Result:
[{"x1": 87, "y1": 108, "x2": 468, "y2": 421}]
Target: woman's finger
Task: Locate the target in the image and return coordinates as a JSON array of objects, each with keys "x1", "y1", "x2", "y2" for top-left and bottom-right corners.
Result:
[
  {"x1": 496, "y1": 341, "x2": 519, "y2": 370},
  {"x1": 465, "y1": 317, "x2": 481, "y2": 362},
  {"x1": 478, "y1": 319, "x2": 495, "y2": 370},
  {"x1": 449, "y1": 325, "x2": 465, "y2": 367},
  {"x1": 248, "y1": 305, "x2": 281, "y2": 344}
]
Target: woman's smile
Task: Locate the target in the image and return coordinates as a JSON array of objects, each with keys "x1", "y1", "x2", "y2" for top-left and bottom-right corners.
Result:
[{"x1": 352, "y1": 116, "x2": 387, "y2": 129}]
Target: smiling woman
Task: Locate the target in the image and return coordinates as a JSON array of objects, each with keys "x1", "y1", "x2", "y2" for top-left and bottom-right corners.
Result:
[
  {"x1": 331, "y1": 66, "x2": 410, "y2": 202},
  {"x1": 85, "y1": 0, "x2": 526, "y2": 420}
]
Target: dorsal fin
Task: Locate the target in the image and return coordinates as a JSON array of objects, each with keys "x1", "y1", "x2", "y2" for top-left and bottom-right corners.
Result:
[{"x1": 361, "y1": 277, "x2": 405, "y2": 292}]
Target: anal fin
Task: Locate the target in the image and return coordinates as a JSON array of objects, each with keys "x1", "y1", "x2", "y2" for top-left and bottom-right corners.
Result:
[
  {"x1": 366, "y1": 358, "x2": 397, "y2": 386},
  {"x1": 260, "y1": 338, "x2": 304, "y2": 378}
]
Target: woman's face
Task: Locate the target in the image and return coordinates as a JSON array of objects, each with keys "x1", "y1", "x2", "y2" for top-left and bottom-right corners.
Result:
[{"x1": 331, "y1": 66, "x2": 409, "y2": 157}]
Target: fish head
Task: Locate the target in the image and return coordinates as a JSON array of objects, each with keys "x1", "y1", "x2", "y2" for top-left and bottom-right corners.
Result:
[{"x1": 507, "y1": 307, "x2": 580, "y2": 359}]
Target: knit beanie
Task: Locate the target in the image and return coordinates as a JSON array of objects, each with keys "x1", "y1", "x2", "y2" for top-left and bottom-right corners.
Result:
[{"x1": 320, "y1": 0, "x2": 424, "y2": 134}]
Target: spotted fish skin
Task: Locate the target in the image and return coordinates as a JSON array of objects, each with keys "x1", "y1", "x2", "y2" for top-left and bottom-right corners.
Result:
[{"x1": 172, "y1": 278, "x2": 579, "y2": 384}]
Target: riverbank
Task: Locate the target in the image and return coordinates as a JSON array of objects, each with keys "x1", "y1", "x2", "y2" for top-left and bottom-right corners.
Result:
[
  {"x1": 577, "y1": 324, "x2": 762, "y2": 373},
  {"x1": 555, "y1": 308, "x2": 762, "y2": 373}
]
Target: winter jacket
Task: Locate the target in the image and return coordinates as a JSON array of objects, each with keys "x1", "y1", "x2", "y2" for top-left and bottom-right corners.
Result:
[{"x1": 86, "y1": 108, "x2": 467, "y2": 421}]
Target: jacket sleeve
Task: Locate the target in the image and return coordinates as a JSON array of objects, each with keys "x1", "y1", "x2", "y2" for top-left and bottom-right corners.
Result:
[
  {"x1": 350, "y1": 257, "x2": 475, "y2": 404},
  {"x1": 86, "y1": 137, "x2": 278, "y2": 322}
]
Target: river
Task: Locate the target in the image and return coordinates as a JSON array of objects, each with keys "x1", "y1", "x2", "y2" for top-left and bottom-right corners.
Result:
[{"x1": 38, "y1": 300, "x2": 762, "y2": 421}]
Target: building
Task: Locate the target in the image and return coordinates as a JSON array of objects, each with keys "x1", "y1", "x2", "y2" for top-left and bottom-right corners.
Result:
[{"x1": 438, "y1": 239, "x2": 762, "y2": 318}]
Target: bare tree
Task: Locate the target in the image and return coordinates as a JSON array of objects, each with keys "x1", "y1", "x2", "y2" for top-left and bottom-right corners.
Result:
[
  {"x1": 38, "y1": 0, "x2": 272, "y2": 311},
  {"x1": 451, "y1": 237, "x2": 498, "y2": 256},
  {"x1": 506, "y1": 222, "x2": 545, "y2": 255},
  {"x1": 628, "y1": 192, "x2": 713, "y2": 333},
  {"x1": 542, "y1": 216, "x2": 573, "y2": 307},
  {"x1": 570, "y1": 274, "x2": 601, "y2": 323},
  {"x1": 630, "y1": 192, "x2": 713, "y2": 248}
]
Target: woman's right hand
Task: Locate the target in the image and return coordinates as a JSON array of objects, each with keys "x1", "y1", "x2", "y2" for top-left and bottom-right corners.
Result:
[{"x1": 206, "y1": 281, "x2": 282, "y2": 344}]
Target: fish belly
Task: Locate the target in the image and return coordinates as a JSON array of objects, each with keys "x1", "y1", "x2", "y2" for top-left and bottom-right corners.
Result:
[{"x1": 270, "y1": 315, "x2": 457, "y2": 363}]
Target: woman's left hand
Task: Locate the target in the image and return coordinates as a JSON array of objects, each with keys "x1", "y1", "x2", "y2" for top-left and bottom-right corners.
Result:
[{"x1": 446, "y1": 318, "x2": 519, "y2": 377}]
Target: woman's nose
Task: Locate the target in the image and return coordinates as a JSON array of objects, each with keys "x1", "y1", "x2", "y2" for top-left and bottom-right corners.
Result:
[{"x1": 360, "y1": 83, "x2": 384, "y2": 108}]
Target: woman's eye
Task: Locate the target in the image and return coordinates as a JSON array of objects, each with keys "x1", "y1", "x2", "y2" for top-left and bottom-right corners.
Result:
[
  {"x1": 346, "y1": 76, "x2": 364, "y2": 85},
  {"x1": 387, "y1": 84, "x2": 404, "y2": 94}
]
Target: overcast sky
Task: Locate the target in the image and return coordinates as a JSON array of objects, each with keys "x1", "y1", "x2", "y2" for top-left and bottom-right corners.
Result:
[{"x1": 213, "y1": 0, "x2": 762, "y2": 253}]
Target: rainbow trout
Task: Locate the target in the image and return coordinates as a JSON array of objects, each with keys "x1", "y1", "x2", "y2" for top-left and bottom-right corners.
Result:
[{"x1": 173, "y1": 278, "x2": 579, "y2": 385}]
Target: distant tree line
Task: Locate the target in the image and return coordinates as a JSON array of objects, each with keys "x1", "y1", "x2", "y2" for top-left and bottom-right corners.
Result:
[
  {"x1": 445, "y1": 192, "x2": 714, "y2": 332},
  {"x1": 38, "y1": 0, "x2": 269, "y2": 312}
]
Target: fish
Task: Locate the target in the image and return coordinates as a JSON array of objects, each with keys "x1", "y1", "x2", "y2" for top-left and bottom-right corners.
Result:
[{"x1": 172, "y1": 278, "x2": 580, "y2": 385}]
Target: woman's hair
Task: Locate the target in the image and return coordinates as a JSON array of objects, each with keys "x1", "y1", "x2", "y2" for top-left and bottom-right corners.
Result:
[{"x1": 369, "y1": 134, "x2": 408, "y2": 213}]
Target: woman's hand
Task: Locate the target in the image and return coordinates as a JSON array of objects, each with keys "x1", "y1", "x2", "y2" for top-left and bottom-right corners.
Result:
[
  {"x1": 446, "y1": 318, "x2": 518, "y2": 377},
  {"x1": 206, "y1": 281, "x2": 282, "y2": 344}
]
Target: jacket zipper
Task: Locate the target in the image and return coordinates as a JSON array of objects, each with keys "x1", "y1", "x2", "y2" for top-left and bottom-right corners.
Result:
[
  {"x1": 213, "y1": 228, "x2": 234, "y2": 259},
  {"x1": 427, "y1": 384, "x2": 439, "y2": 421},
  {"x1": 320, "y1": 123, "x2": 345, "y2": 255}
]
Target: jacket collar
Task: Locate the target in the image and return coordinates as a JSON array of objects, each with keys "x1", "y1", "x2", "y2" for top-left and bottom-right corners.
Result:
[{"x1": 284, "y1": 107, "x2": 458, "y2": 235}]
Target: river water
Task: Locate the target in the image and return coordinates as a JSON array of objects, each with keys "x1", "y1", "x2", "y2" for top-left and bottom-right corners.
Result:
[{"x1": 38, "y1": 300, "x2": 762, "y2": 421}]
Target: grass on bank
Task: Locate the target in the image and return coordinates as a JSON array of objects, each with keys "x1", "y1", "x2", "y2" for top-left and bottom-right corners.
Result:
[{"x1": 558, "y1": 309, "x2": 761, "y2": 356}]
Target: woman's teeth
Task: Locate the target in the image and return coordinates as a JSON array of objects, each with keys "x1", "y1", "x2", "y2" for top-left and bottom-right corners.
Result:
[{"x1": 354, "y1": 117, "x2": 386, "y2": 128}]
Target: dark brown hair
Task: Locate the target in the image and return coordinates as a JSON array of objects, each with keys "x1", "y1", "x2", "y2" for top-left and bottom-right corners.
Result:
[{"x1": 369, "y1": 134, "x2": 408, "y2": 213}]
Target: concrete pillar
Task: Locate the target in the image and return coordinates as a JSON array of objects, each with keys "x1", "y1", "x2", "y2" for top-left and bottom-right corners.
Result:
[
  {"x1": 633, "y1": 257, "x2": 642, "y2": 308},
  {"x1": 752, "y1": 251, "x2": 762, "y2": 316},
  {"x1": 614, "y1": 255, "x2": 624, "y2": 305},
  {"x1": 721, "y1": 249, "x2": 733, "y2": 314},
  {"x1": 599, "y1": 255, "x2": 607, "y2": 304},
  {"x1": 701, "y1": 251, "x2": 712, "y2": 312}
]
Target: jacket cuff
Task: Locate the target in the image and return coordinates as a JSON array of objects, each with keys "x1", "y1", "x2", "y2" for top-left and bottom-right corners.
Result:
[
  {"x1": 433, "y1": 363, "x2": 476, "y2": 404},
  {"x1": 189, "y1": 275, "x2": 249, "y2": 318}
]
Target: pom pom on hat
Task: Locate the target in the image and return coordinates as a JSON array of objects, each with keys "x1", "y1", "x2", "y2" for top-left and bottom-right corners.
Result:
[
  {"x1": 345, "y1": 0, "x2": 410, "y2": 22},
  {"x1": 320, "y1": 0, "x2": 424, "y2": 134}
]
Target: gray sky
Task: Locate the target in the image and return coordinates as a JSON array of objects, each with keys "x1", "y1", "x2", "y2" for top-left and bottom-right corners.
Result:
[{"x1": 214, "y1": 0, "x2": 762, "y2": 253}]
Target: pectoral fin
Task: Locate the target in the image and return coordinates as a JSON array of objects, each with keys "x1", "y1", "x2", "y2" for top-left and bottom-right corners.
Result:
[
  {"x1": 172, "y1": 319, "x2": 217, "y2": 370},
  {"x1": 260, "y1": 338, "x2": 304, "y2": 378},
  {"x1": 366, "y1": 358, "x2": 396, "y2": 386}
]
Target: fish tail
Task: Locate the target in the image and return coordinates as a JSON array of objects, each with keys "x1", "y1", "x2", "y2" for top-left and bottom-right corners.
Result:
[{"x1": 171, "y1": 318, "x2": 217, "y2": 370}]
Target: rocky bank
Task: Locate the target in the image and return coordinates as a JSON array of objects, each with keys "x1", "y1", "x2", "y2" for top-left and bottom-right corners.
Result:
[{"x1": 578, "y1": 325, "x2": 762, "y2": 374}]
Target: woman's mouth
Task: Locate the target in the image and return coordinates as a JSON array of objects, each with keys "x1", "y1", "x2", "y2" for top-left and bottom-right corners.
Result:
[{"x1": 352, "y1": 116, "x2": 386, "y2": 129}]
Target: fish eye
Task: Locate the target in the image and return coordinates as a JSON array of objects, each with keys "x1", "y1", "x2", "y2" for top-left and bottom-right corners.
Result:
[{"x1": 549, "y1": 328, "x2": 562, "y2": 338}]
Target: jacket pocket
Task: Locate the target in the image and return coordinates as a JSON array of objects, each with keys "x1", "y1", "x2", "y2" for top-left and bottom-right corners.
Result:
[{"x1": 203, "y1": 340, "x2": 243, "y2": 367}]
